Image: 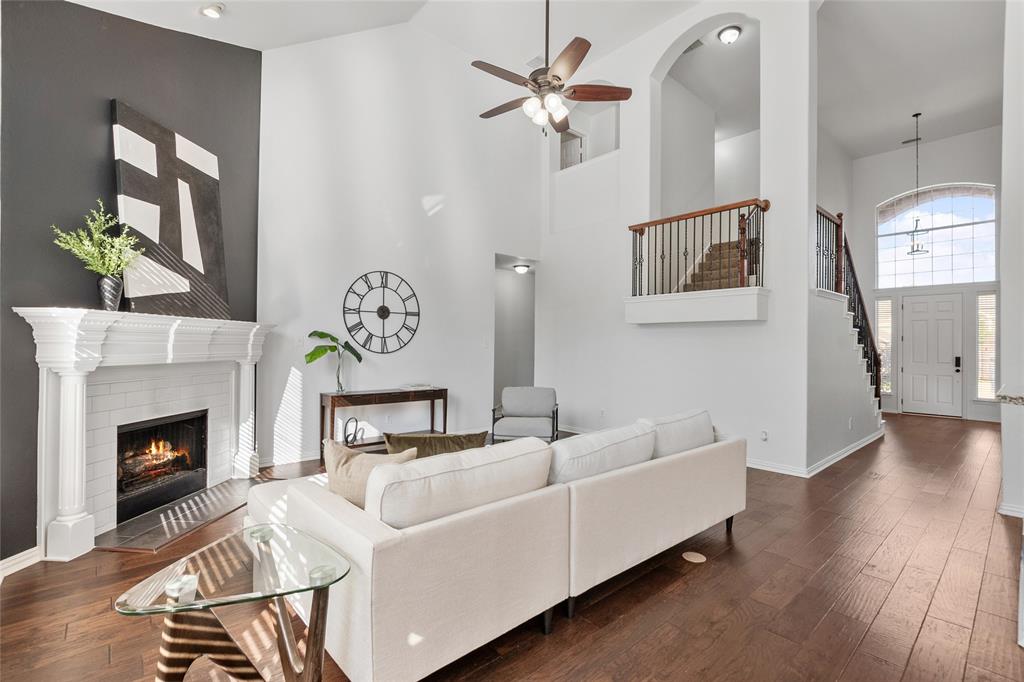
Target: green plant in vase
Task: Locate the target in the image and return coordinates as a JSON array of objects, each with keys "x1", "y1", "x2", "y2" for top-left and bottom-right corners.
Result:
[
  {"x1": 305, "y1": 330, "x2": 363, "y2": 393},
  {"x1": 51, "y1": 199, "x2": 143, "y2": 311}
]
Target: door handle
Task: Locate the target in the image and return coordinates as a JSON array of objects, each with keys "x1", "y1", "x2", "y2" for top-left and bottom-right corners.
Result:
[{"x1": 954, "y1": 356, "x2": 961, "y2": 373}]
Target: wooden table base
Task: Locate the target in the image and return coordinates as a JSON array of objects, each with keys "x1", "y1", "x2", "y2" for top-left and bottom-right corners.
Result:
[{"x1": 155, "y1": 588, "x2": 330, "y2": 682}]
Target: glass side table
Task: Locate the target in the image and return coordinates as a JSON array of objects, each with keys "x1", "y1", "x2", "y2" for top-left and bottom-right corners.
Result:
[{"x1": 115, "y1": 523, "x2": 350, "y2": 682}]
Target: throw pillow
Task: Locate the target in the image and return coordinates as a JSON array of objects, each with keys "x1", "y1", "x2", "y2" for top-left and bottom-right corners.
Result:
[
  {"x1": 323, "y1": 439, "x2": 416, "y2": 508},
  {"x1": 383, "y1": 431, "x2": 488, "y2": 458}
]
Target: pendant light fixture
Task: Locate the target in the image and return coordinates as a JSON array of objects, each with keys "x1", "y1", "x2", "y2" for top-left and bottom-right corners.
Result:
[{"x1": 906, "y1": 113, "x2": 929, "y2": 256}]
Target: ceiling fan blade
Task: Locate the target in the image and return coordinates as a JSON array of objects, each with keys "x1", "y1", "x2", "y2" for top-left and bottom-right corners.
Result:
[
  {"x1": 564, "y1": 84, "x2": 633, "y2": 102},
  {"x1": 549, "y1": 112, "x2": 570, "y2": 133},
  {"x1": 480, "y1": 97, "x2": 529, "y2": 119},
  {"x1": 548, "y1": 37, "x2": 591, "y2": 83},
  {"x1": 471, "y1": 60, "x2": 535, "y2": 89}
]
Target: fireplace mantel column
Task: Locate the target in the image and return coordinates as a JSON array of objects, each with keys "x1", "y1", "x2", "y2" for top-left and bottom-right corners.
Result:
[
  {"x1": 13, "y1": 310, "x2": 116, "y2": 560},
  {"x1": 49, "y1": 370, "x2": 94, "y2": 559},
  {"x1": 234, "y1": 360, "x2": 259, "y2": 478}
]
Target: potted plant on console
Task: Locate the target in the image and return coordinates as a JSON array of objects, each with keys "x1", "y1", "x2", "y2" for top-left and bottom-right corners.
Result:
[
  {"x1": 306, "y1": 330, "x2": 363, "y2": 393},
  {"x1": 51, "y1": 199, "x2": 143, "y2": 311}
]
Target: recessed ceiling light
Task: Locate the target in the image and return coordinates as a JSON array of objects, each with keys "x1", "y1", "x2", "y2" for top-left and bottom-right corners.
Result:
[
  {"x1": 200, "y1": 3, "x2": 224, "y2": 19},
  {"x1": 717, "y1": 25, "x2": 741, "y2": 45},
  {"x1": 513, "y1": 264, "x2": 531, "y2": 274}
]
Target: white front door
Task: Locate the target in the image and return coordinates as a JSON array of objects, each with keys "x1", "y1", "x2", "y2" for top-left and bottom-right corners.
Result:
[{"x1": 901, "y1": 293, "x2": 963, "y2": 417}]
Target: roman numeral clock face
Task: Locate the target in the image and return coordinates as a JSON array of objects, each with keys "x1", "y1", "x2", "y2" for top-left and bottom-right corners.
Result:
[{"x1": 343, "y1": 271, "x2": 420, "y2": 354}]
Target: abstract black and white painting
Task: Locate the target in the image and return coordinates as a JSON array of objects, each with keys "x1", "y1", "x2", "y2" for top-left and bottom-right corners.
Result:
[{"x1": 112, "y1": 100, "x2": 230, "y2": 318}]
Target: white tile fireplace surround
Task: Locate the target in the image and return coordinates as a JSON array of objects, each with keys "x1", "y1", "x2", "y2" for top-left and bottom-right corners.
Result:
[{"x1": 14, "y1": 308, "x2": 272, "y2": 562}]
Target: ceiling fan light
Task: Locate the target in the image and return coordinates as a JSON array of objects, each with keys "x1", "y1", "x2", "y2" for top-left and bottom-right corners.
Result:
[
  {"x1": 549, "y1": 104, "x2": 568, "y2": 123},
  {"x1": 543, "y1": 93, "x2": 563, "y2": 111},
  {"x1": 531, "y1": 109, "x2": 549, "y2": 126},
  {"x1": 521, "y1": 96, "x2": 542, "y2": 118},
  {"x1": 718, "y1": 25, "x2": 741, "y2": 45}
]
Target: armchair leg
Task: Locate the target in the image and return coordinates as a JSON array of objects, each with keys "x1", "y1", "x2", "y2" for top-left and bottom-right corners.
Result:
[
  {"x1": 726, "y1": 515, "x2": 734, "y2": 533},
  {"x1": 566, "y1": 596, "x2": 577, "y2": 619},
  {"x1": 541, "y1": 607, "x2": 554, "y2": 635}
]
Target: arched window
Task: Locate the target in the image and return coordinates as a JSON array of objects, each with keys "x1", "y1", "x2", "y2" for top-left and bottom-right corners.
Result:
[{"x1": 876, "y1": 183, "x2": 996, "y2": 289}]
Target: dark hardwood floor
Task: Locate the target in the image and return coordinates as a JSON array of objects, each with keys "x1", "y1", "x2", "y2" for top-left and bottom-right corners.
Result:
[{"x1": 2, "y1": 414, "x2": 1020, "y2": 681}]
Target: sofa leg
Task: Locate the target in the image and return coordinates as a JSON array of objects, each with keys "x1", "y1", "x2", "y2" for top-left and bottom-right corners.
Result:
[
  {"x1": 541, "y1": 607, "x2": 554, "y2": 635},
  {"x1": 566, "y1": 596, "x2": 577, "y2": 619},
  {"x1": 726, "y1": 515, "x2": 734, "y2": 533}
]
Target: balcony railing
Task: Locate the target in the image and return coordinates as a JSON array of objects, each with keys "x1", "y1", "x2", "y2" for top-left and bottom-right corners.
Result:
[{"x1": 628, "y1": 198, "x2": 770, "y2": 297}]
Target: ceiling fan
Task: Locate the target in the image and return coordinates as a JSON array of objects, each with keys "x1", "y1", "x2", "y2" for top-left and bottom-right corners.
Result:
[{"x1": 471, "y1": 0, "x2": 632, "y2": 133}]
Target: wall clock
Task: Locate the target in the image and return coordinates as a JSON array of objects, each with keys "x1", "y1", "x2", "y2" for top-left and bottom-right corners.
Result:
[{"x1": 343, "y1": 271, "x2": 420, "y2": 354}]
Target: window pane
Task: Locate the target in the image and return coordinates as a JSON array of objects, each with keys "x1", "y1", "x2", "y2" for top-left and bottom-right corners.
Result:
[
  {"x1": 875, "y1": 184, "x2": 996, "y2": 289},
  {"x1": 977, "y1": 293, "x2": 997, "y2": 399},
  {"x1": 876, "y1": 299, "x2": 893, "y2": 394}
]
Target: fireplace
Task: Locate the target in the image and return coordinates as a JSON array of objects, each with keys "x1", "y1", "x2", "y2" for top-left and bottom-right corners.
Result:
[{"x1": 116, "y1": 410, "x2": 208, "y2": 524}]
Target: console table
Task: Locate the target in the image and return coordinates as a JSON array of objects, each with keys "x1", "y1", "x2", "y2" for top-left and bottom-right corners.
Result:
[{"x1": 320, "y1": 387, "x2": 449, "y2": 460}]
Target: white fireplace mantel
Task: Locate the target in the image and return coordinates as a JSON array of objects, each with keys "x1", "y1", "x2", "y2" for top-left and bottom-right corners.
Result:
[{"x1": 14, "y1": 307, "x2": 273, "y2": 562}]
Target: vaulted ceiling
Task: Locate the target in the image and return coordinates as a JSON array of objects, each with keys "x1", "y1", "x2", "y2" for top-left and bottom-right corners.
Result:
[
  {"x1": 818, "y1": 0, "x2": 1005, "y2": 158},
  {"x1": 73, "y1": 0, "x2": 695, "y2": 58}
]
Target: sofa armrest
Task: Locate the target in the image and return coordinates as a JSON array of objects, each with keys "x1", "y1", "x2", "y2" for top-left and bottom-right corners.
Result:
[{"x1": 286, "y1": 480, "x2": 402, "y2": 682}]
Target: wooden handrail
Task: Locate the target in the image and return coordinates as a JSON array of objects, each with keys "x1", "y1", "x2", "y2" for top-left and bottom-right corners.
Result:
[
  {"x1": 815, "y1": 205, "x2": 842, "y2": 226},
  {"x1": 628, "y1": 198, "x2": 771, "y2": 232}
]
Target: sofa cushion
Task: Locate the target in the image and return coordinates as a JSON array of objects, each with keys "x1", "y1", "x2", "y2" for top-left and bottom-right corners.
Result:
[
  {"x1": 637, "y1": 409, "x2": 715, "y2": 458},
  {"x1": 248, "y1": 474, "x2": 325, "y2": 524},
  {"x1": 501, "y1": 386, "x2": 556, "y2": 417},
  {"x1": 324, "y1": 439, "x2": 417, "y2": 507},
  {"x1": 548, "y1": 423, "x2": 655, "y2": 484},
  {"x1": 364, "y1": 437, "x2": 552, "y2": 529},
  {"x1": 493, "y1": 416, "x2": 553, "y2": 438},
  {"x1": 383, "y1": 431, "x2": 488, "y2": 458}
]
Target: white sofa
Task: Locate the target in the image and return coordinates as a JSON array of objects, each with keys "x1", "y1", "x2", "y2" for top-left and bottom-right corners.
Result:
[
  {"x1": 250, "y1": 410, "x2": 745, "y2": 681},
  {"x1": 284, "y1": 437, "x2": 569, "y2": 682}
]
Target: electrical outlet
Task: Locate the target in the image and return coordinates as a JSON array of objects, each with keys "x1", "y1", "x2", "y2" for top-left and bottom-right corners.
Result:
[{"x1": 760, "y1": 430, "x2": 768, "y2": 441}]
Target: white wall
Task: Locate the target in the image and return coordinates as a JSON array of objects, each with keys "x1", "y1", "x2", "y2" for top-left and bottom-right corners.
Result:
[
  {"x1": 256, "y1": 23, "x2": 541, "y2": 464},
  {"x1": 569, "y1": 104, "x2": 620, "y2": 162},
  {"x1": 807, "y1": 292, "x2": 883, "y2": 470},
  {"x1": 535, "y1": 2, "x2": 816, "y2": 474},
  {"x1": 998, "y1": 0, "x2": 1024, "y2": 518},
  {"x1": 849, "y1": 126, "x2": 1003, "y2": 421},
  {"x1": 660, "y1": 75, "x2": 715, "y2": 216},
  {"x1": 493, "y1": 268, "x2": 535, "y2": 405},
  {"x1": 817, "y1": 126, "x2": 853, "y2": 217},
  {"x1": 714, "y1": 129, "x2": 760, "y2": 205}
]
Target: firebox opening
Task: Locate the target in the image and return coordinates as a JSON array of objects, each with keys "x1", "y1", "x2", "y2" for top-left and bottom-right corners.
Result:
[{"x1": 116, "y1": 410, "x2": 208, "y2": 524}]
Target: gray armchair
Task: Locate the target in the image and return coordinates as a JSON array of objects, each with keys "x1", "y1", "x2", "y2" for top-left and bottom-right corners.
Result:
[{"x1": 491, "y1": 387, "x2": 559, "y2": 443}]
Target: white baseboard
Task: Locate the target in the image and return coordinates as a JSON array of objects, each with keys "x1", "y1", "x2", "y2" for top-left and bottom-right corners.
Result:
[
  {"x1": 749, "y1": 427, "x2": 885, "y2": 479},
  {"x1": 997, "y1": 502, "x2": 1024, "y2": 519},
  {"x1": 0, "y1": 546, "x2": 42, "y2": 582},
  {"x1": 806, "y1": 427, "x2": 886, "y2": 477},
  {"x1": 746, "y1": 458, "x2": 810, "y2": 477}
]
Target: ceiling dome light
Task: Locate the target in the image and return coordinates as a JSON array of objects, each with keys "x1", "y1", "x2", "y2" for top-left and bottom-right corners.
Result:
[
  {"x1": 200, "y1": 3, "x2": 224, "y2": 19},
  {"x1": 543, "y1": 93, "x2": 563, "y2": 111},
  {"x1": 521, "y1": 96, "x2": 542, "y2": 118},
  {"x1": 531, "y1": 109, "x2": 549, "y2": 126},
  {"x1": 717, "y1": 25, "x2": 741, "y2": 45},
  {"x1": 513, "y1": 264, "x2": 532, "y2": 274}
]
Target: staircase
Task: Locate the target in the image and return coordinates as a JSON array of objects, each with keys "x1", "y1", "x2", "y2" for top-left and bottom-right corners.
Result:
[{"x1": 684, "y1": 241, "x2": 760, "y2": 292}]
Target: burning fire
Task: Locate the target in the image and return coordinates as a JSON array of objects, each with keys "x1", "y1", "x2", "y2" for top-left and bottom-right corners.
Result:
[{"x1": 138, "y1": 438, "x2": 191, "y2": 467}]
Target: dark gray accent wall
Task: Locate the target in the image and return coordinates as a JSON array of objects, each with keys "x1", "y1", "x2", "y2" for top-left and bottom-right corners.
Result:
[{"x1": 1, "y1": 1, "x2": 261, "y2": 559}]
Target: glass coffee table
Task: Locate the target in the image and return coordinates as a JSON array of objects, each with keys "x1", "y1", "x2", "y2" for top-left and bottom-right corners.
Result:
[{"x1": 115, "y1": 523, "x2": 350, "y2": 682}]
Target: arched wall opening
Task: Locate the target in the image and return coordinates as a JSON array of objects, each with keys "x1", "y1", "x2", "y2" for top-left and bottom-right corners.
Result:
[{"x1": 649, "y1": 13, "x2": 761, "y2": 218}]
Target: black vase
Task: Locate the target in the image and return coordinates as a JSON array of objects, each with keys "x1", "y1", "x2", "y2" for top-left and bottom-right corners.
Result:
[{"x1": 98, "y1": 275, "x2": 124, "y2": 312}]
